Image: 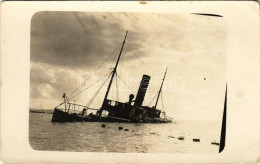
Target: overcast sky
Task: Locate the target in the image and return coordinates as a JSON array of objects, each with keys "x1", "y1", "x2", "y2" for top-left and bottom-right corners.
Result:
[{"x1": 30, "y1": 11, "x2": 227, "y2": 121}]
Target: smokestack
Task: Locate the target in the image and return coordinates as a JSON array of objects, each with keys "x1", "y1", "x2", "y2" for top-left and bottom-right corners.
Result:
[
  {"x1": 128, "y1": 94, "x2": 134, "y2": 105},
  {"x1": 134, "y1": 75, "x2": 151, "y2": 107}
]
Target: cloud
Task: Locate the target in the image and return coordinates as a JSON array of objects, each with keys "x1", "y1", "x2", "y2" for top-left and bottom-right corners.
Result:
[
  {"x1": 31, "y1": 11, "x2": 151, "y2": 69},
  {"x1": 30, "y1": 63, "x2": 79, "y2": 99},
  {"x1": 30, "y1": 12, "x2": 227, "y2": 121}
]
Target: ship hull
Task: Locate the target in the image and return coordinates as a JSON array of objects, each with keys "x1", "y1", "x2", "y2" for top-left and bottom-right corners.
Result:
[
  {"x1": 51, "y1": 108, "x2": 84, "y2": 122},
  {"x1": 51, "y1": 108, "x2": 172, "y2": 123}
]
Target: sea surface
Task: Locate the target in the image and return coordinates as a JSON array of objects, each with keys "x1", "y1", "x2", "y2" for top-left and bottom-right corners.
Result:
[{"x1": 29, "y1": 112, "x2": 220, "y2": 153}]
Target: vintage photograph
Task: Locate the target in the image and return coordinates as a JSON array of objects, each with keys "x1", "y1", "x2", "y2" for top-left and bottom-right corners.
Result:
[{"x1": 29, "y1": 11, "x2": 227, "y2": 153}]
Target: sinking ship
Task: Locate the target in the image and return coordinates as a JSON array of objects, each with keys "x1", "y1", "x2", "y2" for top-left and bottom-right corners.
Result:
[{"x1": 51, "y1": 31, "x2": 172, "y2": 123}]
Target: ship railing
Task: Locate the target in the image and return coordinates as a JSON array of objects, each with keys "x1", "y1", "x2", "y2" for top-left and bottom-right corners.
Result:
[
  {"x1": 104, "y1": 99, "x2": 127, "y2": 107},
  {"x1": 161, "y1": 111, "x2": 173, "y2": 120},
  {"x1": 56, "y1": 102, "x2": 99, "y2": 114}
]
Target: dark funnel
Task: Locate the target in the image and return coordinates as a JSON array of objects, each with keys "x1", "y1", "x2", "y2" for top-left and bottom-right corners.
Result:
[{"x1": 134, "y1": 75, "x2": 151, "y2": 107}]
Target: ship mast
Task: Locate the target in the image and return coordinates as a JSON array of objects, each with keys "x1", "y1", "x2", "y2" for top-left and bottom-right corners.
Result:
[
  {"x1": 154, "y1": 68, "x2": 168, "y2": 109},
  {"x1": 99, "y1": 31, "x2": 128, "y2": 117}
]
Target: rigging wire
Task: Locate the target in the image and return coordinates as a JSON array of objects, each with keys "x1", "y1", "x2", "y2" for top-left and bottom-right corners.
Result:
[
  {"x1": 67, "y1": 71, "x2": 113, "y2": 102},
  {"x1": 67, "y1": 45, "x2": 121, "y2": 99},
  {"x1": 115, "y1": 73, "x2": 119, "y2": 101},
  {"x1": 161, "y1": 90, "x2": 165, "y2": 112},
  {"x1": 148, "y1": 92, "x2": 159, "y2": 106},
  {"x1": 86, "y1": 72, "x2": 112, "y2": 108},
  {"x1": 125, "y1": 44, "x2": 156, "y2": 72},
  {"x1": 116, "y1": 73, "x2": 135, "y2": 94},
  {"x1": 108, "y1": 45, "x2": 121, "y2": 70},
  {"x1": 119, "y1": 46, "x2": 125, "y2": 76},
  {"x1": 147, "y1": 87, "x2": 158, "y2": 93}
]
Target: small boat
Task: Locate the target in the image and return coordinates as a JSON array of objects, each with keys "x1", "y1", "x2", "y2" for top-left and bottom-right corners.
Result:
[
  {"x1": 51, "y1": 31, "x2": 172, "y2": 123},
  {"x1": 30, "y1": 109, "x2": 45, "y2": 113}
]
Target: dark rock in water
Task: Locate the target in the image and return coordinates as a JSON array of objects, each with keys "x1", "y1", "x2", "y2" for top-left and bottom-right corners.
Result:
[
  {"x1": 193, "y1": 138, "x2": 200, "y2": 142},
  {"x1": 178, "y1": 136, "x2": 184, "y2": 140},
  {"x1": 150, "y1": 132, "x2": 159, "y2": 135},
  {"x1": 124, "y1": 129, "x2": 129, "y2": 131},
  {"x1": 211, "y1": 142, "x2": 220, "y2": 145},
  {"x1": 101, "y1": 124, "x2": 106, "y2": 128},
  {"x1": 118, "y1": 127, "x2": 123, "y2": 130}
]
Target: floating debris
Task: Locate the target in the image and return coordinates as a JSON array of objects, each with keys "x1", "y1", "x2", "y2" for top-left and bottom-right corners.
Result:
[
  {"x1": 101, "y1": 124, "x2": 106, "y2": 128},
  {"x1": 178, "y1": 136, "x2": 184, "y2": 140},
  {"x1": 124, "y1": 129, "x2": 129, "y2": 131},
  {"x1": 211, "y1": 142, "x2": 220, "y2": 145},
  {"x1": 150, "y1": 132, "x2": 159, "y2": 136},
  {"x1": 193, "y1": 138, "x2": 200, "y2": 142},
  {"x1": 118, "y1": 127, "x2": 123, "y2": 130}
]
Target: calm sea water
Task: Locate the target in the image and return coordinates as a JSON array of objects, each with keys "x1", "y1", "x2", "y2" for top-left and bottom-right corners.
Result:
[{"x1": 29, "y1": 112, "x2": 220, "y2": 153}]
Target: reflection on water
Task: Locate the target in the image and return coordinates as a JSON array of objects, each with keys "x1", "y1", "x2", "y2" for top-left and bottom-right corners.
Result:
[{"x1": 29, "y1": 113, "x2": 220, "y2": 153}]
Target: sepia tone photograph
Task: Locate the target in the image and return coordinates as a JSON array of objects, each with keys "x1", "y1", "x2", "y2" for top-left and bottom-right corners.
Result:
[
  {"x1": 0, "y1": 1, "x2": 259, "y2": 164},
  {"x1": 29, "y1": 11, "x2": 227, "y2": 153}
]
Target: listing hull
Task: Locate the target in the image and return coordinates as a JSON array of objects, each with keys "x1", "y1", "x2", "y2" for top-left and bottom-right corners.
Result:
[{"x1": 51, "y1": 108, "x2": 172, "y2": 123}]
